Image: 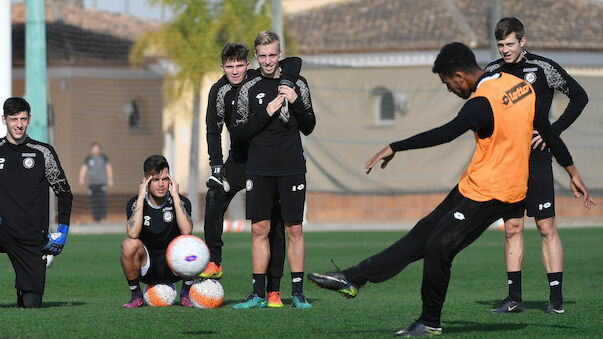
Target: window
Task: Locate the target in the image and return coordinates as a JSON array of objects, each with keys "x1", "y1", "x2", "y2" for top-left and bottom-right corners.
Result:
[
  {"x1": 372, "y1": 87, "x2": 395, "y2": 126},
  {"x1": 123, "y1": 100, "x2": 142, "y2": 132},
  {"x1": 371, "y1": 88, "x2": 409, "y2": 126}
]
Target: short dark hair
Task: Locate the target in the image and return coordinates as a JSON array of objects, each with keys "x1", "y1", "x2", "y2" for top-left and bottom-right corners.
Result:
[
  {"x1": 495, "y1": 17, "x2": 525, "y2": 41},
  {"x1": 3, "y1": 97, "x2": 31, "y2": 117},
  {"x1": 221, "y1": 43, "x2": 249, "y2": 64},
  {"x1": 432, "y1": 42, "x2": 479, "y2": 77},
  {"x1": 143, "y1": 155, "x2": 169, "y2": 176}
]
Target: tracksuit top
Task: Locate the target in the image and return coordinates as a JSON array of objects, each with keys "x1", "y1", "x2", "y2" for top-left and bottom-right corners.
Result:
[
  {"x1": 0, "y1": 137, "x2": 73, "y2": 243},
  {"x1": 485, "y1": 51, "x2": 589, "y2": 163},
  {"x1": 230, "y1": 73, "x2": 316, "y2": 176}
]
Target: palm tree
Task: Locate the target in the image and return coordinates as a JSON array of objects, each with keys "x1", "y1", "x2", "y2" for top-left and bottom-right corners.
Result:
[{"x1": 130, "y1": 0, "x2": 270, "y2": 221}]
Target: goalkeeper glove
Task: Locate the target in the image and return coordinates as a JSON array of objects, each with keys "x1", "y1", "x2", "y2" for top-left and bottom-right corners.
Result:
[
  {"x1": 42, "y1": 224, "x2": 69, "y2": 256},
  {"x1": 206, "y1": 165, "x2": 229, "y2": 191}
]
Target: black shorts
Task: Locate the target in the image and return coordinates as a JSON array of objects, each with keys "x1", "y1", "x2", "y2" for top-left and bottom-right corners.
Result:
[
  {"x1": 246, "y1": 174, "x2": 306, "y2": 223},
  {"x1": 140, "y1": 247, "x2": 181, "y2": 285},
  {"x1": 525, "y1": 161, "x2": 555, "y2": 218},
  {"x1": 0, "y1": 227, "x2": 47, "y2": 293}
]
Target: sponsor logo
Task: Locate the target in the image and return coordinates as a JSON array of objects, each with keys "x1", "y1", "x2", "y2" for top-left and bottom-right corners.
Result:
[
  {"x1": 185, "y1": 255, "x2": 198, "y2": 262},
  {"x1": 502, "y1": 81, "x2": 532, "y2": 106},
  {"x1": 508, "y1": 279, "x2": 513, "y2": 285},
  {"x1": 524, "y1": 72, "x2": 536, "y2": 84},
  {"x1": 453, "y1": 212, "x2": 465, "y2": 220},
  {"x1": 246, "y1": 179, "x2": 253, "y2": 191},
  {"x1": 292, "y1": 277, "x2": 302, "y2": 283},
  {"x1": 23, "y1": 157, "x2": 35, "y2": 169},
  {"x1": 0, "y1": 157, "x2": 4, "y2": 170},
  {"x1": 538, "y1": 202, "x2": 552, "y2": 210},
  {"x1": 256, "y1": 93, "x2": 266, "y2": 104},
  {"x1": 292, "y1": 183, "x2": 305, "y2": 192},
  {"x1": 507, "y1": 304, "x2": 519, "y2": 312},
  {"x1": 523, "y1": 67, "x2": 538, "y2": 72},
  {"x1": 163, "y1": 211, "x2": 174, "y2": 222},
  {"x1": 550, "y1": 280, "x2": 560, "y2": 286},
  {"x1": 21, "y1": 153, "x2": 36, "y2": 157}
]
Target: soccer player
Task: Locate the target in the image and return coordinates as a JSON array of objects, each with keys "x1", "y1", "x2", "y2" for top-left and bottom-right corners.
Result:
[
  {"x1": 78, "y1": 142, "x2": 114, "y2": 222},
  {"x1": 308, "y1": 42, "x2": 594, "y2": 337},
  {"x1": 0, "y1": 97, "x2": 73, "y2": 308},
  {"x1": 120, "y1": 155, "x2": 194, "y2": 308},
  {"x1": 230, "y1": 31, "x2": 316, "y2": 309},
  {"x1": 485, "y1": 17, "x2": 590, "y2": 315},
  {"x1": 202, "y1": 42, "x2": 291, "y2": 307}
]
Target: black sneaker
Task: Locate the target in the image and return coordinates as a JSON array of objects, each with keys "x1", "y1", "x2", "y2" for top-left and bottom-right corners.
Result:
[
  {"x1": 490, "y1": 298, "x2": 524, "y2": 313},
  {"x1": 546, "y1": 300, "x2": 564, "y2": 314},
  {"x1": 394, "y1": 321, "x2": 442, "y2": 337},
  {"x1": 308, "y1": 272, "x2": 359, "y2": 298}
]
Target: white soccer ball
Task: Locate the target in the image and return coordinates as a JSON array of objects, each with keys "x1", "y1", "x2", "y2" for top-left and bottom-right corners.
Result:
[
  {"x1": 189, "y1": 279, "x2": 224, "y2": 308},
  {"x1": 143, "y1": 283, "x2": 177, "y2": 307},
  {"x1": 166, "y1": 235, "x2": 209, "y2": 278}
]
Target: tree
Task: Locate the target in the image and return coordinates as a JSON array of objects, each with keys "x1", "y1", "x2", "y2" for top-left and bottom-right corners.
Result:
[{"x1": 130, "y1": 0, "x2": 270, "y2": 221}]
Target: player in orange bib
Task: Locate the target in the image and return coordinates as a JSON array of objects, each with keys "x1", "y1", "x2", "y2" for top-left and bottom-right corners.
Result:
[{"x1": 308, "y1": 42, "x2": 595, "y2": 337}]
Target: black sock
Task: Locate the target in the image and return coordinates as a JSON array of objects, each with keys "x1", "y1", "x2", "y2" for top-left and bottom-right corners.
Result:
[
  {"x1": 182, "y1": 279, "x2": 193, "y2": 291},
  {"x1": 127, "y1": 278, "x2": 142, "y2": 296},
  {"x1": 507, "y1": 271, "x2": 522, "y2": 301},
  {"x1": 253, "y1": 274, "x2": 266, "y2": 298},
  {"x1": 291, "y1": 272, "x2": 304, "y2": 295},
  {"x1": 266, "y1": 276, "x2": 281, "y2": 293},
  {"x1": 547, "y1": 272, "x2": 563, "y2": 303}
]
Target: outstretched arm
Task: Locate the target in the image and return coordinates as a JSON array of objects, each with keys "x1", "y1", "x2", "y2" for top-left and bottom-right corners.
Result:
[{"x1": 366, "y1": 97, "x2": 492, "y2": 174}]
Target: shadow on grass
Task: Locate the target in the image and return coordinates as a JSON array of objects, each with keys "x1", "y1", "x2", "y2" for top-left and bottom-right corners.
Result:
[
  {"x1": 445, "y1": 320, "x2": 576, "y2": 334},
  {"x1": 315, "y1": 328, "x2": 394, "y2": 336},
  {"x1": 475, "y1": 299, "x2": 575, "y2": 311},
  {"x1": 0, "y1": 301, "x2": 86, "y2": 308}
]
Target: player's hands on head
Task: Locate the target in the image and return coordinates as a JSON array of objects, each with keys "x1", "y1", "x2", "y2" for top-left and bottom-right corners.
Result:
[
  {"x1": 569, "y1": 174, "x2": 596, "y2": 209},
  {"x1": 531, "y1": 130, "x2": 547, "y2": 151},
  {"x1": 167, "y1": 174, "x2": 179, "y2": 196},
  {"x1": 365, "y1": 145, "x2": 395, "y2": 174},
  {"x1": 266, "y1": 96, "x2": 285, "y2": 116},
  {"x1": 278, "y1": 85, "x2": 298, "y2": 104},
  {"x1": 138, "y1": 175, "x2": 152, "y2": 199},
  {"x1": 41, "y1": 224, "x2": 69, "y2": 256}
]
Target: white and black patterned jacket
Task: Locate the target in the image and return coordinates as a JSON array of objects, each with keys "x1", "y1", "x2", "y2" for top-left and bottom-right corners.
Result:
[
  {"x1": 231, "y1": 71, "x2": 316, "y2": 176},
  {"x1": 485, "y1": 51, "x2": 588, "y2": 161},
  {"x1": 0, "y1": 137, "x2": 72, "y2": 242}
]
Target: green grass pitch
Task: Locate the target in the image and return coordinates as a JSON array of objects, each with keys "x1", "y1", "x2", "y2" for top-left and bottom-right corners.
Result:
[{"x1": 1, "y1": 228, "x2": 601, "y2": 338}]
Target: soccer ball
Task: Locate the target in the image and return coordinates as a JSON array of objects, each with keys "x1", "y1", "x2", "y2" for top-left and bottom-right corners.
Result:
[
  {"x1": 189, "y1": 279, "x2": 224, "y2": 308},
  {"x1": 143, "y1": 283, "x2": 177, "y2": 307},
  {"x1": 166, "y1": 235, "x2": 209, "y2": 278}
]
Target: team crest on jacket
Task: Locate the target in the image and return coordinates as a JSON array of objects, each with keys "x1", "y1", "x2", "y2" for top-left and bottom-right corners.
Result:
[
  {"x1": 163, "y1": 210, "x2": 174, "y2": 222},
  {"x1": 246, "y1": 179, "x2": 253, "y2": 192},
  {"x1": 524, "y1": 72, "x2": 536, "y2": 84},
  {"x1": 256, "y1": 93, "x2": 266, "y2": 104},
  {"x1": 23, "y1": 157, "x2": 35, "y2": 169}
]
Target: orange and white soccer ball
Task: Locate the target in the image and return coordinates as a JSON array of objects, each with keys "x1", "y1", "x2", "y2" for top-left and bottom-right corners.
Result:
[
  {"x1": 143, "y1": 283, "x2": 177, "y2": 307},
  {"x1": 166, "y1": 235, "x2": 209, "y2": 278},
  {"x1": 189, "y1": 279, "x2": 224, "y2": 308}
]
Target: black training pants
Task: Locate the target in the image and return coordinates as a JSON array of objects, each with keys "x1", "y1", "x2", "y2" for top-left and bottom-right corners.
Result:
[
  {"x1": 346, "y1": 186, "x2": 524, "y2": 327},
  {"x1": 204, "y1": 158, "x2": 286, "y2": 278},
  {"x1": 88, "y1": 184, "x2": 107, "y2": 221}
]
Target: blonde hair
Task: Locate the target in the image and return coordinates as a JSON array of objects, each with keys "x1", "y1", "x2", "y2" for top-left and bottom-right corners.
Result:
[{"x1": 254, "y1": 30, "x2": 280, "y2": 52}]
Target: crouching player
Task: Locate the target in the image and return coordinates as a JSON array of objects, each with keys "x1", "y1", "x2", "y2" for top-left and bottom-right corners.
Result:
[{"x1": 121, "y1": 155, "x2": 194, "y2": 307}]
